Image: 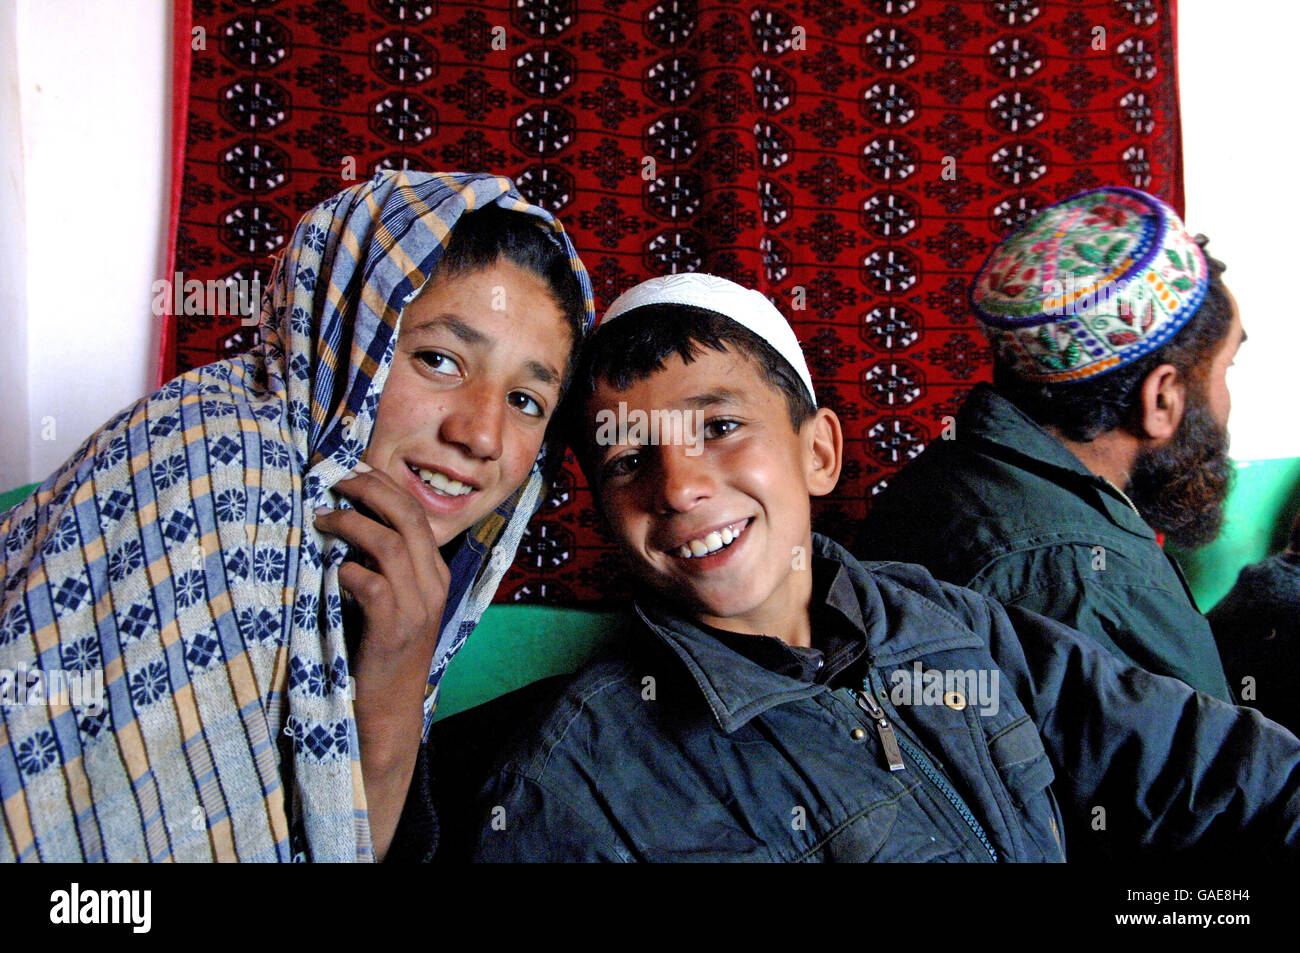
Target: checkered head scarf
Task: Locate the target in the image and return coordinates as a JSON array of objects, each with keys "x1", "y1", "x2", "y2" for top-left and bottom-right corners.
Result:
[{"x1": 0, "y1": 171, "x2": 594, "y2": 861}]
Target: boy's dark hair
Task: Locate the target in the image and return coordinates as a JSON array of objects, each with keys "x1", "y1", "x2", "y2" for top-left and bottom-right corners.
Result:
[
  {"x1": 562, "y1": 303, "x2": 817, "y2": 475},
  {"x1": 994, "y1": 239, "x2": 1232, "y2": 442},
  {"x1": 434, "y1": 203, "x2": 588, "y2": 359}
]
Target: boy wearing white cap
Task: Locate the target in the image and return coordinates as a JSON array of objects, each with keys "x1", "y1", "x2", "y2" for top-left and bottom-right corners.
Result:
[{"x1": 465, "y1": 273, "x2": 1299, "y2": 862}]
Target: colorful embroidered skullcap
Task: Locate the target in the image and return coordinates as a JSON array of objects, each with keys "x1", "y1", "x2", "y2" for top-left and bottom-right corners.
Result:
[{"x1": 971, "y1": 186, "x2": 1209, "y2": 382}]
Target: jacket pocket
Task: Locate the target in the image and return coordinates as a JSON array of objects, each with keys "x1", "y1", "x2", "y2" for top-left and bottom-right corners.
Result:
[
  {"x1": 987, "y1": 714, "x2": 1064, "y2": 860},
  {"x1": 987, "y1": 714, "x2": 1054, "y2": 803}
]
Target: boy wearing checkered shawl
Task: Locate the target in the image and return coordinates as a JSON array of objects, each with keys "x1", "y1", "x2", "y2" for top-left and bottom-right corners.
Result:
[{"x1": 0, "y1": 171, "x2": 594, "y2": 861}]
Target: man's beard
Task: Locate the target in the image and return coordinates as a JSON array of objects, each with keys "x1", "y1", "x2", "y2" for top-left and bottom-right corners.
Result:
[{"x1": 1126, "y1": 393, "x2": 1234, "y2": 549}]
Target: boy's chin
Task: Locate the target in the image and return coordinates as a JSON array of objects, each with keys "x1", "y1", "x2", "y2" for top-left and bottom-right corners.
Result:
[
  {"x1": 645, "y1": 577, "x2": 769, "y2": 627},
  {"x1": 425, "y1": 488, "x2": 511, "y2": 542},
  {"x1": 427, "y1": 512, "x2": 470, "y2": 540}
]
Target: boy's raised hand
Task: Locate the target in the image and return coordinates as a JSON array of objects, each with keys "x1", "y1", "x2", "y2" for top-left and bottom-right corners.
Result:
[{"x1": 312, "y1": 461, "x2": 448, "y2": 860}]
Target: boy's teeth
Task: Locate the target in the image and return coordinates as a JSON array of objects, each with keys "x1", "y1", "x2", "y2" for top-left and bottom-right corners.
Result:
[
  {"x1": 675, "y1": 520, "x2": 747, "y2": 559},
  {"x1": 415, "y1": 466, "x2": 472, "y2": 497}
]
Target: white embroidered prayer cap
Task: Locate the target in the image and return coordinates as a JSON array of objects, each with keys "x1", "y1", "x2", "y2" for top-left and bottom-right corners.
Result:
[{"x1": 601, "y1": 273, "x2": 817, "y2": 407}]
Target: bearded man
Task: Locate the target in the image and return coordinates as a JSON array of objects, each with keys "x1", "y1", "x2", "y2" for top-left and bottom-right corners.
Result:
[{"x1": 857, "y1": 187, "x2": 1243, "y2": 700}]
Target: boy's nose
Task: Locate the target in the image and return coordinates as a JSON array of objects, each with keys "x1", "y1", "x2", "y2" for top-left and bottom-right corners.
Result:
[
  {"x1": 440, "y1": 383, "x2": 504, "y2": 460},
  {"x1": 654, "y1": 445, "x2": 714, "y2": 513}
]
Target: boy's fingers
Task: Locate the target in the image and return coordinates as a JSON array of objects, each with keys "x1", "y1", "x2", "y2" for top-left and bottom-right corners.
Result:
[
  {"x1": 335, "y1": 470, "x2": 441, "y2": 561},
  {"x1": 313, "y1": 508, "x2": 413, "y2": 584},
  {"x1": 344, "y1": 470, "x2": 454, "y2": 592},
  {"x1": 338, "y1": 560, "x2": 434, "y2": 661},
  {"x1": 319, "y1": 471, "x2": 451, "y2": 615},
  {"x1": 337, "y1": 558, "x2": 387, "y2": 606}
]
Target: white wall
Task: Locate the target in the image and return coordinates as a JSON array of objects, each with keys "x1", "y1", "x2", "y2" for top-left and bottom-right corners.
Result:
[
  {"x1": 2, "y1": 0, "x2": 168, "y2": 488},
  {"x1": 1179, "y1": 0, "x2": 1300, "y2": 461},
  {"x1": 0, "y1": 0, "x2": 31, "y2": 493}
]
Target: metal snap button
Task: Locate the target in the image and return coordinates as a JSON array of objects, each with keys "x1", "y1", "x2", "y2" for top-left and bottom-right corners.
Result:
[
  {"x1": 850, "y1": 727, "x2": 867, "y2": 741},
  {"x1": 943, "y1": 691, "x2": 966, "y2": 711}
]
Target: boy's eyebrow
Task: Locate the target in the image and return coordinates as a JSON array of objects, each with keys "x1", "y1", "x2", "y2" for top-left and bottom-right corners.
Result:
[
  {"x1": 406, "y1": 315, "x2": 560, "y2": 387},
  {"x1": 407, "y1": 314, "x2": 487, "y2": 346},
  {"x1": 527, "y1": 360, "x2": 559, "y2": 386},
  {"x1": 683, "y1": 388, "x2": 744, "y2": 408}
]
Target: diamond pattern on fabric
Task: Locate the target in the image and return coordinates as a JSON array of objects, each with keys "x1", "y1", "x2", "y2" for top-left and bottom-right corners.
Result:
[
  {"x1": 99, "y1": 489, "x2": 134, "y2": 522},
  {"x1": 209, "y1": 435, "x2": 243, "y2": 466},
  {"x1": 52, "y1": 574, "x2": 91, "y2": 616},
  {"x1": 184, "y1": 629, "x2": 223, "y2": 671},
  {"x1": 117, "y1": 602, "x2": 155, "y2": 644},
  {"x1": 161, "y1": 510, "x2": 195, "y2": 544},
  {"x1": 260, "y1": 493, "x2": 292, "y2": 524}
]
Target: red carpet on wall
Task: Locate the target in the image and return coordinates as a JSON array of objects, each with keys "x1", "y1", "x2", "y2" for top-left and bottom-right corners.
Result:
[{"x1": 168, "y1": 0, "x2": 1183, "y2": 606}]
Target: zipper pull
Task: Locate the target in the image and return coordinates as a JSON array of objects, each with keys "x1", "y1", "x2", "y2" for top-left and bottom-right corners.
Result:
[{"x1": 856, "y1": 689, "x2": 906, "y2": 772}]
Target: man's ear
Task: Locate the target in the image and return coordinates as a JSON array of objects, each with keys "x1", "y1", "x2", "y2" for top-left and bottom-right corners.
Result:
[
  {"x1": 803, "y1": 407, "x2": 843, "y2": 497},
  {"x1": 1137, "y1": 363, "x2": 1184, "y2": 442}
]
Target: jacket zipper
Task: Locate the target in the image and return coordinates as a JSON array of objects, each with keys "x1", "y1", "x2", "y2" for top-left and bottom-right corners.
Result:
[
  {"x1": 856, "y1": 676, "x2": 999, "y2": 863},
  {"x1": 856, "y1": 687, "x2": 905, "y2": 771}
]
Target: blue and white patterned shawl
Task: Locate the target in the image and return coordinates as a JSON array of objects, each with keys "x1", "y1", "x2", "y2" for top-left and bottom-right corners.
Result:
[{"x1": 0, "y1": 171, "x2": 594, "y2": 861}]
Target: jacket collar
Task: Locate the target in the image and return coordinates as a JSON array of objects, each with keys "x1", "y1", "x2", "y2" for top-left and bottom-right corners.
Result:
[
  {"x1": 958, "y1": 383, "x2": 1156, "y2": 540},
  {"x1": 632, "y1": 535, "x2": 944, "y2": 733},
  {"x1": 634, "y1": 599, "x2": 827, "y2": 734}
]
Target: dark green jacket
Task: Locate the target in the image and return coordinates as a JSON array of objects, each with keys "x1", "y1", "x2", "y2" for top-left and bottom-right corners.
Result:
[
  {"x1": 468, "y1": 537, "x2": 1299, "y2": 862},
  {"x1": 856, "y1": 384, "x2": 1230, "y2": 701}
]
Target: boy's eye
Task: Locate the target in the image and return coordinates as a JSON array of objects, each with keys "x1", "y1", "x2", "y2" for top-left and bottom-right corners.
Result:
[
  {"x1": 603, "y1": 450, "x2": 641, "y2": 479},
  {"x1": 417, "y1": 351, "x2": 460, "y2": 376},
  {"x1": 509, "y1": 391, "x2": 545, "y2": 418},
  {"x1": 703, "y1": 418, "x2": 740, "y2": 439}
]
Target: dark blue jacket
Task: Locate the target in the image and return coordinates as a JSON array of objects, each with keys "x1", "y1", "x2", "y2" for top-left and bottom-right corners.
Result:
[{"x1": 471, "y1": 536, "x2": 1300, "y2": 862}]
